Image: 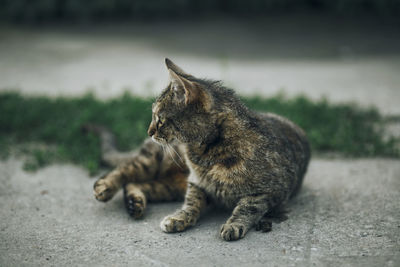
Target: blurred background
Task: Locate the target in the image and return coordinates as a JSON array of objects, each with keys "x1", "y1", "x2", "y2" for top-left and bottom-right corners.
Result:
[{"x1": 1, "y1": 0, "x2": 400, "y2": 114}]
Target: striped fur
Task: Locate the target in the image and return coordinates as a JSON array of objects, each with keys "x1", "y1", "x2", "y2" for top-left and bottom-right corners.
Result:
[
  {"x1": 87, "y1": 123, "x2": 189, "y2": 218},
  {"x1": 91, "y1": 58, "x2": 310, "y2": 241},
  {"x1": 151, "y1": 59, "x2": 310, "y2": 241}
]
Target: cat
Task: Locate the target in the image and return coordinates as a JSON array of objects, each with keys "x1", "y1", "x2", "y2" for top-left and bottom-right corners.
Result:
[
  {"x1": 88, "y1": 123, "x2": 189, "y2": 219},
  {"x1": 93, "y1": 58, "x2": 311, "y2": 241}
]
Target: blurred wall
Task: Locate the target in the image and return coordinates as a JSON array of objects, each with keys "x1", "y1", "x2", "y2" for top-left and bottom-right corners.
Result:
[{"x1": 1, "y1": 0, "x2": 399, "y2": 23}]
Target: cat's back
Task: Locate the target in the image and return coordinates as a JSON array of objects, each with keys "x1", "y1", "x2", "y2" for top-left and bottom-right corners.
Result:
[
  {"x1": 256, "y1": 112, "x2": 308, "y2": 144},
  {"x1": 250, "y1": 111, "x2": 310, "y2": 173}
]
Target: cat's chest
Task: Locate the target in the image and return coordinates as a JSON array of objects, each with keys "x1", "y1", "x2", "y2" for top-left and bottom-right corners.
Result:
[{"x1": 186, "y1": 160, "x2": 246, "y2": 208}]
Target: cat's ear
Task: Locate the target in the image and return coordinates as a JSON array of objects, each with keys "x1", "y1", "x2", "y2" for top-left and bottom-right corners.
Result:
[
  {"x1": 165, "y1": 58, "x2": 210, "y2": 108},
  {"x1": 168, "y1": 69, "x2": 199, "y2": 105},
  {"x1": 165, "y1": 58, "x2": 190, "y2": 76}
]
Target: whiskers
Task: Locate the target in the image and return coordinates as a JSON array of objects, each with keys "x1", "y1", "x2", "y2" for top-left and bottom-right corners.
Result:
[
  {"x1": 165, "y1": 143, "x2": 185, "y2": 169},
  {"x1": 152, "y1": 136, "x2": 185, "y2": 169}
]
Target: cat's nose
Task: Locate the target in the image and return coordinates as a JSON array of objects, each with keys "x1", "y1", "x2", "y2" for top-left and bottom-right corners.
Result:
[{"x1": 148, "y1": 126, "x2": 156, "y2": 137}]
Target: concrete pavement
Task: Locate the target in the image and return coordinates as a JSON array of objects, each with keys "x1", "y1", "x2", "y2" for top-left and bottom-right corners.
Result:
[{"x1": 1, "y1": 157, "x2": 399, "y2": 266}]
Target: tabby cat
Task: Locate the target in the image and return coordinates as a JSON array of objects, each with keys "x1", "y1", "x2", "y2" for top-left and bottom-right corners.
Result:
[{"x1": 93, "y1": 59, "x2": 311, "y2": 241}]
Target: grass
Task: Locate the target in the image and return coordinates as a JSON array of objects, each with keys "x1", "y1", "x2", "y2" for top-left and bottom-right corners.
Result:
[{"x1": 0, "y1": 92, "x2": 398, "y2": 175}]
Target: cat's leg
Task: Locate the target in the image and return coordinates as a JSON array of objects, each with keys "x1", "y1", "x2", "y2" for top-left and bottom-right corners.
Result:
[
  {"x1": 123, "y1": 170, "x2": 187, "y2": 218},
  {"x1": 124, "y1": 183, "x2": 147, "y2": 219},
  {"x1": 94, "y1": 138, "x2": 163, "y2": 202},
  {"x1": 135, "y1": 178, "x2": 187, "y2": 202},
  {"x1": 160, "y1": 183, "x2": 208, "y2": 233},
  {"x1": 93, "y1": 170, "x2": 124, "y2": 202},
  {"x1": 254, "y1": 216, "x2": 272, "y2": 233},
  {"x1": 220, "y1": 194, "x2": 285, "y2": 241},
  {"x1": 255, "y1": 204, "x2": 289, "y2": 232}
]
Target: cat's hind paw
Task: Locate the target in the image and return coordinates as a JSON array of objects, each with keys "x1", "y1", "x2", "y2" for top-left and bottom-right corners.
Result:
[
  {"x1": 93, "y1": 178, "x2": 118, "y2": 202},
  {"x1": 255, "y1": 218, "x2": 272, "y2": 232},
  {"x1": 220, "y1": 222, "x2": 247, "y2": 241},
  {"x1": 125, "y1": 194, "x2": 146, "y2": 219}
]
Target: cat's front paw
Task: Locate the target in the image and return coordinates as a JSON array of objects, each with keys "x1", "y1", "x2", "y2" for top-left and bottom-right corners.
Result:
[
  {"x1": 93, "y1": 179, "x2": 117, "y2": 202},
  {"x1": 125, "y1": 194, "x2": 146, "y2": 219},
  {"x1": 160, "y1": 211, "x2": 192, "y2": 233},
  {"x1": 220, "y1": 222, "x2": 247, "y2": 241}
]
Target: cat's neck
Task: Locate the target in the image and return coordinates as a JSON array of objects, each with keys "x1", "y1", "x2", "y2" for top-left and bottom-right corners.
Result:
[{"x1": 184, "y1": 112, "x2": 247, "y2": 167}]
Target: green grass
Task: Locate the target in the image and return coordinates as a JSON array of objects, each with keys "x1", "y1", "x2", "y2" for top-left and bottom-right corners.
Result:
[{"x1": 0, "y1": 92, "x2": 398, "y2": 175}]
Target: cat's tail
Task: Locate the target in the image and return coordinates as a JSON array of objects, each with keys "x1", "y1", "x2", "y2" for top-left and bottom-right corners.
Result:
[{"x1": 81, "y1": 123, "x2": 136, "y2": 167}]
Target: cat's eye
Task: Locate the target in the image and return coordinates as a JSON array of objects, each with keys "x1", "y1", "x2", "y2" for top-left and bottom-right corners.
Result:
[{"x1": 156, "y1": 116, "x2": 165, "y2": 127}]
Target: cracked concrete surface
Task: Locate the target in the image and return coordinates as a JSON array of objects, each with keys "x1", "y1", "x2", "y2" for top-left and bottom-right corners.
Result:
[{"x1": 1, "y1": 158, "x2": 399, "y2": 266}]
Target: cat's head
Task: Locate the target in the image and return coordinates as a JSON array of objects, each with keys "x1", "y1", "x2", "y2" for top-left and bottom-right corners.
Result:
[{"x1": 147, "y1": 58, "x2": 218, "y2": 145}]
